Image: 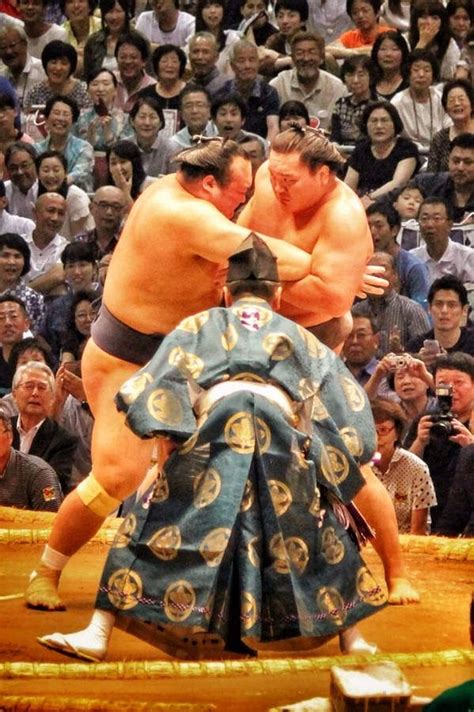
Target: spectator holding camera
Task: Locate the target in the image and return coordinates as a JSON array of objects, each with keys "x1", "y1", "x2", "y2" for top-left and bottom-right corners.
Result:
[
  {"x1": 371, "y1": 399, "x2": 436, "y2": 535},
  {"x1": 404, "y1": 352, "x2": 474, "y2": 531},
  {"x1": 406, "y1": 275, "x2": 474, "y2": 363}
]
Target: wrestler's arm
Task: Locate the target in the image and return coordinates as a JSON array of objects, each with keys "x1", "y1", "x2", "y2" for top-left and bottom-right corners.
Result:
[
  {"x1": 185, "y1": 203, "x2": 311, "y2": 282},
  {"x1": 281, "y1": 197, "x2": 372, "y2": 322}
]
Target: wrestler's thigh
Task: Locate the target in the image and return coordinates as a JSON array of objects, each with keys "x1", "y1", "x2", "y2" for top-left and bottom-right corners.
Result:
[{"x1": 81, "y1": 339, "x2": 154, "y2": 499}]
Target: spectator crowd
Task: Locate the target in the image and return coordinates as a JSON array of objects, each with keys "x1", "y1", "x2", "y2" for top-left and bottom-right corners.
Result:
[{"x1": 0, "y1": 0, "x2": 472, "y2": 537}]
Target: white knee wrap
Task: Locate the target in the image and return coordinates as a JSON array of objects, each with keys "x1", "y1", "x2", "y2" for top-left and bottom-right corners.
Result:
[{"x1": 76, "y1": 473, "x2": 121, "y2": 518}]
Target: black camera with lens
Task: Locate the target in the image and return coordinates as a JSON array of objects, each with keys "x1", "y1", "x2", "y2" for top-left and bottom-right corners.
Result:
[{"x1": 430, "y1": 383, "x2": 455, "y2": 440}]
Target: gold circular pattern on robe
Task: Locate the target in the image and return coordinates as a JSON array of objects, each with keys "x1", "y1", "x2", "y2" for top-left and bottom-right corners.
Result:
[
  {"x1": 262, "y1": 333, "x2": 294, "y2": 361},
  {"x1": 107, "y1": 569, "x2": 142, "y2": 611},
  {"x1": 178, "y1": 312, "x2": 209, "y2": 334},
  {"x1": 270, "y1": 533, "x2": 290, "y2": 574},
  {"x1": 221, "y1": 324, "x2": 238, "y2": 351},
  {"x1": 286, "y1": 537, "x2": 309, "y2": 575},
  {"x1": 178, "y1": 430, "x2": 199, "y2": 455},
  {"x1": 164, "y1": 580, "x2": 196, "y2": 622},
  {"x1": 356, "y1": 566, "x2": 387, "y2": 606},
  {"x1": 316, "y1": 586, "x2": 346, "y2": 626},
  {"x1": 193, "y1": 468, "x2": 222, "y2": 509},
  {"x1": 241, "y1": 591, "x2": 258, "y2": 631},
  {"x1": 147, "y1": 525, "x2": 182, "y2": 561},
  {"x1": 230, "y1": 372, "x2": 266, "y2": 383},
  {"x1": 248, "y1": 535, "x2": 260, "y2": 567},
  {"x1": 297, "y1": 325, "x2": 327, "y2": 358},
  {"x1": 199, "y1": 527, "x2": 231, "y2": 567},
  {"x1": 119, "y1": 372, "x2": 153, "y2": 405},
  {"x1": 268, "y1": 479, "x2": 293, "y2": 516},
  {"x1": 224, "y1": 412, "x2": 271, "y2": 454},
  {"x1": 232, "y1": 304, "x2": 272, "y2": 327},
  {"x1": 309, "y1": 485, "x2": 322, "y2": 517},
  {"x1": 113, "y1": 514, "x2": 137, "y2": 548},
  {"x1": 311, "y1": 395, "x2": 330, "y2": 421},
  {"x1": 321, "y1": 526, "x2": 345, "y2": 564},
  {"x1": 147, "y1": 388, "x2": 183, "y2": 426},
  {"x1": 340, "y1": 376, "x2": 366, "y2": 412},
  {"x1": 150, "y1": 470, "x2": 169, "y2": 503},
  {"x1": 240, "y1": 478, "x2": 255, "y2": 512},
  {"x1": 168, "y1": 346, "x2": 204, "y2": 379},
  {"x1": 339, "y1": 427, "x2": 363, "y2": 458},
  {"x1": 298, "y1": 377, "x2": 319, "y2": 400},
  {"x1": 321, "y1": 445, "x2": 350, "y2": 485}
]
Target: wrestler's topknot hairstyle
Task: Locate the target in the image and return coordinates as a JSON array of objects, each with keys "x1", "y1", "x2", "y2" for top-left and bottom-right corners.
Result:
[
  {"x1": 271, "y1": 126, "x2": 345, "y2": 173},
  {"x1": 174, "y1": 138, "x2": 249, "y2": 186}
]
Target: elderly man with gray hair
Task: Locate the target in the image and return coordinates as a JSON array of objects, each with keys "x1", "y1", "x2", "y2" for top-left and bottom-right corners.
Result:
[
  {"x1": 0, "y1": 21, "x2": 46, "y2": 110},
  {"x1": 11, "y1": 361, "x2": 78, "y2": 495}
]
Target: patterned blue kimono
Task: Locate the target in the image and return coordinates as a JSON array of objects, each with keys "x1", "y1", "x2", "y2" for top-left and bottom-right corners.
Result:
[{"x1": 95, "y1": 298, "x2": 386, "y2": 651}]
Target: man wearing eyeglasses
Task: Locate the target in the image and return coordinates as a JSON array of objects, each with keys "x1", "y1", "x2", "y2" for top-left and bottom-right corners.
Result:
[
  {"x1": 75, "y1": 186, "x2": 128, "y2": 261},
  {"x1": 0, "y1": 22, "x2": 46, "y2": 110}
]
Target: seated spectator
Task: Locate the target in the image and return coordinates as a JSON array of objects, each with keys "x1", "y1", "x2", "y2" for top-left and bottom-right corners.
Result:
[
  {"x1": 410, "y1": 197, "x2": 474, "y2": 285},
  {"x1": 83, "y1": 0, "x2": 130, "y2": 81},
  {"x1": 105, "y1": 140, "x2": 156, "y2": 210},
  {"x1": 436, "y1": 443, "x2": 474, "y2": 537},
  {"x1": 306, "y1": 0, "x2": 352, "y2": 46},
  {"x1": 36, "y1": 150, "x2": 93, "y2": 240},
  {"x1": 0, "y1": 409, "x2": 62, "y2": 511},
  {"x1": 41, "y1": 242, "x2": 99, "y2": 360},
  {"x1": 59, "y1": 288, "x2": 96, "y2": 363},
  {"x1": 18, "y1": 0, "x2": 68, "y2": 60},
  {"x1": 168, "y1": 85, "x2": 218, "y2": 152},
  {"x1": 0, "y1": 233, "x2": 45, "y2": 332},
  {"x1": 236, "y1": 0, "x2": 277, "y2": 47},
  {"x1": 24, "y1": 40, "x2": 92, "y2": 113},
  {"x1": 192, "y1": 0, "x2": 241, "y2": 79},
  {"x1": 11, "y1": 360, "x2": 78, "y2": 494},
  {"x1": 406, "y1": 275, "x2": 474, "y2": 360},
  {"x1": 0, "y1": 296, "x2": 33, "y2": 393},
  {"x1": 447, "y1": 0, "x2": 473, "y2": 54},
  {"x1": 0, "y1": 21, "x2": 47, "y2": 111},
  {"x1": 60, "y1": 0, "x2": 101, "y2": 79},
  {"x1": 137, "y1": 44, "x2": 187, "y2": 135},
  {"x1": 352, "y1": 251, "x2": 431, "y2": 356},
  {"x1": 269, "y1": 31, "x2": 346, "y2": 131},
  {"x1": 371, "y1": 30, "x2": 409, "y2": 102},
  {"x1": 24, "y1": 192, "x2": 68, "y2": 297},
  {"x1": 74, "y1": 68, "x2": 134, "y2": 154},
  {"x1": 262, "y1": 0, "x2": 307, "y2": 77},
  {"x1": 130, "y1": 96, "x2": 175, "y2": 177},
  {"x1": 392, "y1": 181, "x2": 424, "y2": 250},
  {"x1": 217, "y1": 40, "x2": 280, "y2": 141},
  {"x1": 365, "y1": 352, "x2": 436, "y2": 416},
  {"x1": 427, "y1": 78, "x2": 474, "y2": 173},
  {"x1": 237, "y1": 133, "x2": 266, "y2": 193},
  {"x1": 407, "y1": 0, "x2": 461, "y2": 82},
  {"x1": 0, "y1": 336, "x2": 55, "y2": 415},
  {"x1": 0, "y1": 180, "x2": 35, "y2": 237},
  {"x1": 371, "y1": 398, "x2": 436, "y2": 534},
  {"x1": 391, "y1": 49, "x2": 451, "y2": 155},
  {"x1": 0, "y1": 93, "x2": 34, "y2": 173},
  {"x1": 326, "y1": 0, "x2": 392, "y2": 60},
  {"x1": 404, "y1": 352, "x2": 474, "y2": 532},
  {"x1": 75, "y1": 185, "x2": 126, "y2": 260},
  {"x1": 331, "y1": 55, "x2": 376, "y2": 145},
  {"x1": 277, "y1": 98, "x2": 309, "y2": 130},
  {"x1": 342, "y1": 312, "x2": 382, "y2": 388},
  {"x1": 3, "y1": 142, "x2": 39, "y2": 221},
  {"x1": 211, "y1": 93, "x2": 266, "y2": 147},
  {"x1": 34, "y1": 96, "x2": 95, "y2": 193},
  {"x1": 187, "y1": 32, "x2": 228, "y2": 97},
  {"x1": 345, "y1": 100, "x2": 419, "y2": 206},
  {"x1": 136, "y1": 0, "x2": 195, "y2": 49},
  {"x1": 366, "y1": 201, "x2": 429, "y2": 308},
  {"x1": 113, "y1": 31, "x2": 156, "y2": 113}
]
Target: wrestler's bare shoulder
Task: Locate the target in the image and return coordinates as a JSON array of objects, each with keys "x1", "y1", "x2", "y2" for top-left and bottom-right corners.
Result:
[{"x1": 133, "y1": 175, "x2": 219, "y2": 222}]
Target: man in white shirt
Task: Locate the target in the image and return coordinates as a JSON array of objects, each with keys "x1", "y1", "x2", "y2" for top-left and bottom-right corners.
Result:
[
  {"x1": 269, "y1": 30, "x2": 346, "y2": 131},
  {"x1": 0, "y1": 21, "x2": 46, "y2": 110},
  {"x1": 23, "y1": 192, "x2": 68, "y2": 296},
  {"x1": 4, "y1": 142, "x2": 38, "y2": 221},
  {"x1": 135, "y1": 0, "x2": 195, "y2": 48},
  {"x1": 17, "y1": 0, "x2": 67, "y2": 59},
  {"x1": 0, "y1": 180, "x2": 35, "y2": 236},
  {"x1": 410, "y1": 197, "x2": 474, "y2": 284}
]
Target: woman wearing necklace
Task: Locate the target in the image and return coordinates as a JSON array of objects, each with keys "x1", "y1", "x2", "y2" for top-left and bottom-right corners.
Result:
[
  {"x1": 427, "y1": 78, "x2": 474, "y2": 173},
  {"x1": 137, "y1": 44, "x2": 187, "y2": 135},
  {"x1": 408, "y1": 0, "x2": 461, "y2": 82},
  {"x1": 331, "y1": 55, "x2": 377, "y2": 145},
  {"x1": 344, "y1": 100, "x2": 419, "y2": 207},
  {"x1": 391, "y1": 48, "x2": 451, "y2": 155},
  {"x1": 83, "y1": 0, "x2": 129, "y2": 81},
  {"x1": 371, "y1": 30, "x2": 409, "y2": 101}
]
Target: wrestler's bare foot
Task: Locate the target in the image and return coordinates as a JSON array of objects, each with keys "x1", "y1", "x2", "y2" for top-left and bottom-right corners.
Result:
[
  {"x1": 388, "y1": 577, "x2": 420, "y2": 605},
  {"x1": 339, "y1": 626, "x2": 379, "y2": 655},
  {"x1": 26, "y1": 564, "x2": 65, "y2": 611}
]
